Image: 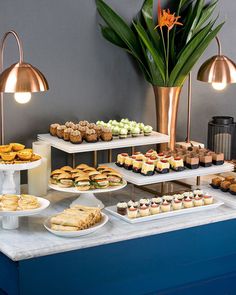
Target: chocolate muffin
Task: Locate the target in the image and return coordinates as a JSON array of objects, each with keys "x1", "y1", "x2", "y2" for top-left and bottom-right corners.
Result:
[
  {"x1": 70, "y1": 130, "x2": 82, "y2": 144},
  {"x1": 101, "y1": 127, "x2": 113, "y2": 141},
  {"x1": 85, "y1": 129, "x2": 98, "y2": 143}
]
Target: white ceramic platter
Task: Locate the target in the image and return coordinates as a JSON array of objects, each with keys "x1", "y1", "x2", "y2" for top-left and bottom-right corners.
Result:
[
  {"x1": 38, "y1": 132, "x2": 169, "y2": 153},
  {"x1": 0, "y1": 158, "x2": 41, "y2": 171},
  {"x1": 105, "y1": 199, "x2": 224, "y2": 224},
  {"x1": 49, "y1": 180, "x2": 127, "y2": 194},
  {"x1": 44, "y1": 212, "x2": 109, "y2": 238},
  {"x1": 105, "y1": 163, "x2": 234, "y2": 186}
]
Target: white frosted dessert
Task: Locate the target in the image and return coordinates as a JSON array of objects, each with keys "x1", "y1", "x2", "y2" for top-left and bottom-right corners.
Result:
[
  {"x1": 193, "y1": 195, "x2": 204, "y2": 207},
  {"x1": 172, "y1": 198, "x2": 182, "y2": 210},
  {"x1": 183, "y1": 196, "x2": 194, "y2": 208}
]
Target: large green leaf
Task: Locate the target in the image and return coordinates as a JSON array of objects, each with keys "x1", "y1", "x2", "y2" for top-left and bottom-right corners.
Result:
[
  {"x1": 171, "y1": 22, "x2": 224, "y2": 86},
  {"x1": 133, "y1": 21, "x2": 166, "y2": 85},
  {"x1": 195, "y1": 0, "x2": 218, "y2": 32},
  {"x1": 186, "y1": 0, "x2": 205, "y2": 42},
  {"x1": 168, "y1": 20, "x2": 215, "y2": 85},
  {"x1": 100, "y1": 25, "x2": 127, "y2": 48}
]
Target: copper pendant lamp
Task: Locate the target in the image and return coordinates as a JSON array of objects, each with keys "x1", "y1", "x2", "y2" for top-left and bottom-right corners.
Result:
[{"x1": 0, "y1": 30, "x2": 49, "y2": 144}]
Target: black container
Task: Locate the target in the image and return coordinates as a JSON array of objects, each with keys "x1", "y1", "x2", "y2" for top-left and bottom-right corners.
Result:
[{"x1": 208, "y1": 116, "x2": 236, "y2": 160}]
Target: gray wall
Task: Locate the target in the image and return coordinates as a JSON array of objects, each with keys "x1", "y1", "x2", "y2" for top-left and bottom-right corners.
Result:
[{"x1": 0, "y1": 0, "x2": 235, "y2": 163}]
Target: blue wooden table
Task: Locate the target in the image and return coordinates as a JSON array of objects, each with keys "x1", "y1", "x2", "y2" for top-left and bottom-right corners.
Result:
[{"x1": 2, "y1": 219, "x2": 236, "y2": 295}]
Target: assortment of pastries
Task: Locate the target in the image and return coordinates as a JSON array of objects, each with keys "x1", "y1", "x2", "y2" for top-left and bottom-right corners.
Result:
[
  {"x1": 210, "y1": 176, "x2": 236, "y2": 195},
  {"x1": 117, "y1": 189, "x2": 214, "y2": 219},
  {"x1": 116, "y1": 147, "x2": 224, "y2": 176},
  {"x1": 50, "y1": 164, "x2": 124, "y2": 190},
  {"x1": 49, "y1": 205, "x2": 102, "y2": 231},
  {"x1": 0, "y1": 143, "x2": 41, "y2": 164},
  {"x1": 0, "y1": 194, "x2": 40, "y2": 211}
]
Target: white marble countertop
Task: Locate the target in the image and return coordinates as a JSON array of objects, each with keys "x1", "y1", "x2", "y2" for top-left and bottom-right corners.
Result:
[{"x1": 1, "y1": 181, "x2": 236, "y2": 262}]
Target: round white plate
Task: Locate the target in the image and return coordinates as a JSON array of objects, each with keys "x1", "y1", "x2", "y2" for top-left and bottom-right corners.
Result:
[
  {"x1": 0, "y1": 197, "x2": 50, "y2": 216},
  {"x1": 44, "y1": 212, "x2": 109, "y2": 238},
  {"x1": 0, "y1": 158, "x2": 42, "y2": 171},
  {"x1": 48, "y1": 180, "x2": 127, "y2": 194}
]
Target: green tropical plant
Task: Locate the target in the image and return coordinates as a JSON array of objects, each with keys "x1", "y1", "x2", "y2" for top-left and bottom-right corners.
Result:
[{"x1": 96, "y1": 0, "x2": 224, "y2": 87}]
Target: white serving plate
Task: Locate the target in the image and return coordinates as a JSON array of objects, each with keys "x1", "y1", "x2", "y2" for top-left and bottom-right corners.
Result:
[
  {"x1": 105, "y1": 199, "x2": 224, "y2": 224},
  {"x1": 104, "y1": 163, "x2": 234, "y2": 186},
  {"x1": 0, "y1": 196, "x2": 50, "y2": 217},
  {"x1": 49, "y1": 180, "x2": 127, "y2": 194},
  {"x1": 44, "y1": 212, "x2": 109, "y2": 237},
  {"x1": 38, "y1": 132, "x2": 169, "y2": 153},
  {"x1": 0, "y1": 158, "x2": 42, "y2": 171}
]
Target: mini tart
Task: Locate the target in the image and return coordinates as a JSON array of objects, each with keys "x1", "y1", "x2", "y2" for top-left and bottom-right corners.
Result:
[
  {"x1": 117, "y1": 202, "x2": 128, "y2": 215},
  {"x1": 1, "y1": 152, "x2": 17, "y2": 161},
  {"x1": 183, "y1": 196, "x2": 193, "y2": 208},
  {"x1": 193, "y1": 195, "x2": 203, "y2": 207},
  {"x1": 50, "y1": 123, "x2": 60, "y2": 136},
  {"x1": 172, "y1": 198, "x2": 182, "y2": 210},
  {"x1": 70, "y1": 130, "x2": 82, "y2": 144},
  {"x1": 161, "y1": 200, "x2": 171, "y2": 212},
  {"x1": 0, "y1": 145, "x2": 12, "y2": 153},
  {"x1": 141, "y1": 161, "x2": 155, "y2": 176},
  {"x1": 132, "y1": 159, "x2": 143, "y2": 173},
  {"x1": 101, "y1": 127, "x2": 113, "y2": 141},
  {"x1": 17, "y1": 150, "x2": 32, "y2": 161},
  {"x1": 10, "y1": 143, "x2": 25, "y2": 151},
  {"x1": 156, "y1": 160, "x2": 170, "y2": 174},
  {"x1": 116, "y1": 153, "x2": 128, "y2": 167},
  {"x1": 85, "y1": 129, "x2": 98, "y2": 143},
  {"x1": 203, "y1": 195, "x2": 213, "y2": 205},
  {"x1": 210, "y1": 177, "x2": 222, "y2": 189}
]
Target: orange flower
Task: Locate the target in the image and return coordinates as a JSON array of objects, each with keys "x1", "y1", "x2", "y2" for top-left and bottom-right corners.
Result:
[{"x1": 155, "y1": 8, "x2": 183, "y2": 31}]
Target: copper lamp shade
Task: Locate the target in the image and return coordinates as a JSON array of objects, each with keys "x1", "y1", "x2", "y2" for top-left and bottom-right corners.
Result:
[
  {"x1": 0, "y1": 62, "x2": 49, "y2": 93},
  {"x1": 197, "y1": 55, "x2": 236, "y2": 84}
]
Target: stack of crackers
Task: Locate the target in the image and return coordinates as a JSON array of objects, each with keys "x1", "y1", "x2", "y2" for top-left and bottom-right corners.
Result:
[{"x1": 50, "y1": 205, "x2": 102, "y2": 231}]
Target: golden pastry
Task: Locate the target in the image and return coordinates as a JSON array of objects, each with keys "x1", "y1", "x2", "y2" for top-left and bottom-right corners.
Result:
[
  {"x1": 1, "y1": 152, "x2": 16, "y2": 161},
  {"x1": 10, "y1": 143, "x2": 25, "y2": 151},
  {"x1": 0, "y1": 145, "x2": 12, "y2": 153},
  {"x1": 60, "y1": 166, "x2": 73, "y2": 173},
  {"x1": 18, "y1": 194, "x2": 39, "y2": 210},
  {"x1": 1, "y1": 194, "x2": 19, "y2": 211},
  {"x1": 30, "y1": 154, "x2": 41, "y2": 162},
  {"x1": 17, "y1": 150, "x2": 32, "y2": 161},
  {"x1": 50, "y1": 123, "x2": 60, "y2": 136}
]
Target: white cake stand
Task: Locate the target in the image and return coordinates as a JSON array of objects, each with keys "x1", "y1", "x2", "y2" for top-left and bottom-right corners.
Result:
[
  {"x1": 49, "y1": 181, "x2": 127, "y2": 209},
  {"x1": 0, "y1": 196, "x2": 50, "y2": 229},
  {"x1": 0, "y1": 159, "x2": 41, "y2": 195}
]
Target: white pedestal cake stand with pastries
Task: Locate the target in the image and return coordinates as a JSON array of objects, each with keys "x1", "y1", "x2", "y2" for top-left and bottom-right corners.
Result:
[
  {"x1": 0, "y1": 159, "x2": 42, "y2": 195},
  {"x1": 49, "y1": 180, "x2": 127, "y2": 209}
]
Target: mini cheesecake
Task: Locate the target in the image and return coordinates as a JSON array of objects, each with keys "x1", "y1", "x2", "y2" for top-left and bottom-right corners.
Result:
[
  {"x1": 132, "y1": 159, "x2": 143, "y2": 173},
  {"x1": 156, "y1": 159, "x2": 170, "y2": 174},
  {"x1": 194, "y1": 195, "x2": 204, "y2": 206},
  {"x1": 162, "y1": 195, "x2": 174, "y2": 203},
  {"x1": 139, "y1": 199, "x2": 150, "y2": 217},
  {"x1": 124, "y1": 156, "x2": 134, "y2": 170},
  {"x1": 212, "y1": 153, "x2": 224, "y2": 165},
  {"x1": 145, "y1": 149, "x2": 157, "y2": 158},
  {"x1": 157, "y1": 153, "x2": 165, "y2": 161},
  {"x1": 183, "y1": 196, "x2": 193, "y2": 208},
  {"x1": 186, "y1": 155, "x2": 199, "y2": 169},
  {"x1": 127, "y1": 200, "x2": 138, "y2": 218},
  {"x1": 117, "y1": 202, "x2": 128, "y2": 215},
  {"x1": 193, "y1": 189, "x2": 203, "y2": 197},
  {"x1": 172, "y1": 198, "x2": 182, "y2": 210},
  {"x1": 170, "y1": 157, "x2": 185, "y2": 171},
  {"x1": 141, "y1": 161, "x2": 155, "y2": 176},
  {"x1": 161, "y1": 200, "x2": 171, "y2": 212},
  {"x1": 116, "y1": 153, "x2": 129, "y2": 167},
  {"x1": 203, "y1": 194, "x2": 213, "y2": 205},
  {"x1": 164, "y1": 155, "x2": 174, "y2": 164},
  {"x1": 150, "y1": 198, "x2": 161, "y2": 214}
]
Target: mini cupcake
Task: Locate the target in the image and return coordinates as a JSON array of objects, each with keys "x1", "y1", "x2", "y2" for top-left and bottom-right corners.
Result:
[
  {"x1": 183, "y1": 196, "x2": 194, "y2": 208},
  {"x1": 172, "y1": 198, "x2": 182, "y2": 210},
  {"x1": 131, "y1": 126, "x2": 141, "y2": 137},
  {"x1": 161, "y1": 200, "x2": 171, "y2": 212},
  {"x1": 150, "y1": 198, "x2": 161, "y2": 214},
  {"x1": 79, "y1": 120, "x2": 89, "y2": 127},
  {"x1": 85, "y1": 129, "x2": 98, "y2": 143},
  {"x1": 119, "y1": 128, "x2": 128, "y2": 139},
  {"x1": 143, "y1": 125, "x2": 153, "y2": 136},
  {"x1": 139, "y1": 199, "x2": 150, "y2": 217},
  {"x1": 50, "y1": 123, "x2": 60, "y2": 136},
  {"x1": 193, "y1": 189, "x2": 203, "y2": 197},
  {"x1": 70, "y1": 130, "x2": 82, "y2": 144},
  {"x1": 194, "y1": 194, "x2": 204, "y2": 206},
  {"x1": 127, "y1": 200, "x2": 138, "y2": 219},
  {"x1": 117, "y1": 202, "x2": 128, "y2": 215},
  {"x1": 203, "y1": 194, "x2": 214, "y2": 205},
  {"x1": 56, "y1": 125, "x2": 66, "y2": 138},
  {"x1": 112, "y1": 126, "x2": 120, "y2": 139},
  {"x1": 162, "y1": 195, "x2": 174, "y2": 203},
  {"x1": 101, "y1": 127, "x2": 113, "y2": 141},
  {"x1": 63, "y1": 128, "x2": 73, "y2": 141},
  {"x1": 210, "y1": 177, "x2": 222, "y2": 189}
]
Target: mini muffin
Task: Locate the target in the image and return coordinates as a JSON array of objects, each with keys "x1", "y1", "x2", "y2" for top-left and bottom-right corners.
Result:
[
  {"x1": 1, "y1": 152, "x2": 16, "y2": 161},
  {"x1": 49, "y1": 123, "x2": 60, "y2": 136},
  {"x1": 65, "y1": 121, "x2": 74, "y2": 128},
  {"x1": 79, "y1": 120, "x2": 89, "y2": 127},
  {"x1": 70, "y1": 130, "x2": 82, "y2": 144},
  {"x1": 0, "y1": 145, "x2": 12, "y2": 153},
  {"x1": 225, "y1": 176, "x2": 235, "y2": 184},
  {"x1": 220, "y1": 181, "x2": 231, "y2": 192},
  {"x1": 229, "y1": 184, "x2": 236, "y2": 195},
  {"x1": 56, "y1": 125, "x2": 66, "y2": 138},
  {"x1": 10, "y1": 143, "x2": 25, "y2": 151},
  {"x1": 85, "y1": 129, "x2": 98, "y2": 143},
  {"x1": 210, "y1": 177, "x2": 223, "y2": 189},
  {"x1": 17, "y1": 150, "x2": 32, "y2": 161},
  {"x1": 101, "y1": 127, "x2": 113, "y2": 141},
  {"x1": 63, "y1": 128, "x2": 73, "y2": 141}
]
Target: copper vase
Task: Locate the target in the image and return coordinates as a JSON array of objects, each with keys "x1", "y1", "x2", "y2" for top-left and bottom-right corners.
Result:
[{"x1": 153, "y1": 86, "x2": 182, "y2": 151}]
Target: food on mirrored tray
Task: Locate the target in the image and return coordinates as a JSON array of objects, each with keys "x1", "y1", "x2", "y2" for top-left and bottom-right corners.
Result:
[
  {"x1": 116, "y1": 189, "x2": 214, "y2": 219},
  {"x1": 0, "y1": 194, "x2": 40, "y2": 211},
  {"x1": 50, "y1": 205, "x2": 102, "y2": 231},
  {"x1": 116, "y1": 147, "x2": 224, "y2": 176},
  {"x1": 50, "y1": 164, "x2": 124, "y2": 190},
  {"x1": 0, "y1": 143, "x2": 41, "y2": 164},
  {"x1": 210, "y1": 176, "x2": 236, "y2": 194}
]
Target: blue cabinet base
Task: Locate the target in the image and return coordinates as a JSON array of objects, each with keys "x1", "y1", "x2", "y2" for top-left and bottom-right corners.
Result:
[{"x1": 2, "y1": 219, "x2": 236, "y2": 295}]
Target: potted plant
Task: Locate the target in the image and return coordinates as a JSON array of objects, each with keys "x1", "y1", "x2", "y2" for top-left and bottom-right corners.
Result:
[{"x1": 96, "y1": 0, "x2": 223, "y2": 149}]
